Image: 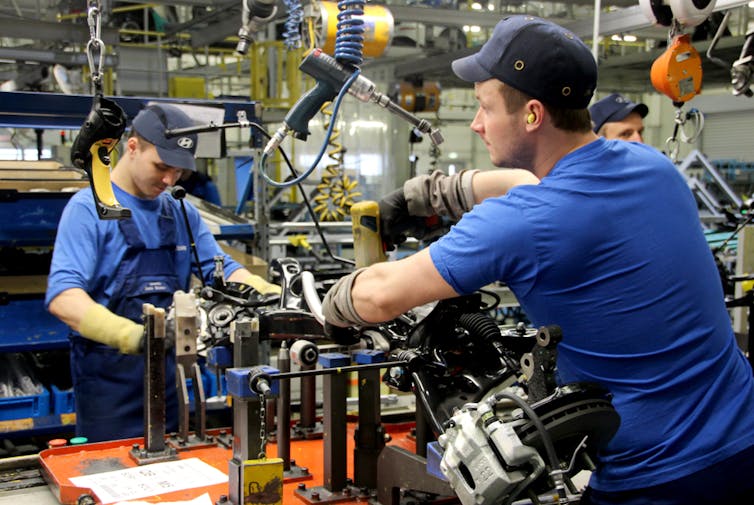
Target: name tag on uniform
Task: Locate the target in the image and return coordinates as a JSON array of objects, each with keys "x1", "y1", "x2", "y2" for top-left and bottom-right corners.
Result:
[{"x1": 142, "y1": 280, "x2": 169, "y2": 293}]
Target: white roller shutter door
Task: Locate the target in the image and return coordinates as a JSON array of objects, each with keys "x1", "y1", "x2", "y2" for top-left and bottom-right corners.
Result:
[{"x1": 700, "y1": 111, "x2": 754, "y2": 162}]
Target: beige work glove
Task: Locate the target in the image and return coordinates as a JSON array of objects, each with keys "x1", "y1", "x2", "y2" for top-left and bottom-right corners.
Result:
[
  {"x1": 404, "y1": 169, "x2": 479, "y2": 221},
  {"x1": 321, "y1": 268, "x2": 370, "y2": 328},
  {"x1": 78, "y1": 303, "x2": 144, "y2": 354},
  {"x1": 240, "y1": 273, "x2": 282, "y2": 295}
]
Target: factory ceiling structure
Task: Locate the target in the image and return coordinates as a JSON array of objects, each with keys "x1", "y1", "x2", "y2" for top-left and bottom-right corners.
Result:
[{"x1": 0, "y1": 1, "x2": 751, "y2": 95}]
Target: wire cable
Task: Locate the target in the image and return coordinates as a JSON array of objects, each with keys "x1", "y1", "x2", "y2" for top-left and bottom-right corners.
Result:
[
  {"x1": 477, "y1": 287, "x2": 501, "y2": 312},
  {"x1": 246, "y1": 121, "x2": 355, "y2": 266},
  {"x1": 492, "y1": 391, "x2": 566, "y2": 501}
]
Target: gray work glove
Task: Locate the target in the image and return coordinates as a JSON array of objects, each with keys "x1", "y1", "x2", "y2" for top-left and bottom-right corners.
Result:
[
  {"x1": 321, "y1": 268, "x2": 370, "y2": 328},
  {"x1": 404, "y1": 169, "x2": 479, "y2": 221},
  {"x1": 378, "y1": 169, "x2": 478, "y2": 250}
]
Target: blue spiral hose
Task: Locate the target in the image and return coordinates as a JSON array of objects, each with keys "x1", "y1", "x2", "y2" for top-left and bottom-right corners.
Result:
[
  {"x1": 282, "y1": 0, "x2": 303, "y2": 50},
  {"x1": 334, "y1": 0, "x2": 365, "y2": 66}
]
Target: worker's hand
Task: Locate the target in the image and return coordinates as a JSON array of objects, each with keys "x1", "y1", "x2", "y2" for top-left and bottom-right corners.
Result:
[
  {"x1": 78, "y1": 303, "x2": 145, "y2": 354},
  {"x1": 321, "y1": 268, "x2": 370, "y2": 328},
  {"x1": 240, "y1": 273, "x2": 282, "y2": 296},
  {"x1": 378, "y1": 188, "x2": 431, "y2": 251}
]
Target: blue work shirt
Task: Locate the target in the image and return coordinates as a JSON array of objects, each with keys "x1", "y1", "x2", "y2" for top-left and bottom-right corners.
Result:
[{"x1": 430, "y1": 138, "x2": 754, "y2": 491}]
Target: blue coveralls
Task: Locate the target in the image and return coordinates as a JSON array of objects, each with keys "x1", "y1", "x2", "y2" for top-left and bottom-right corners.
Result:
[{"x1": 70, "y1": 198, "x2": 180, "y2": 442}]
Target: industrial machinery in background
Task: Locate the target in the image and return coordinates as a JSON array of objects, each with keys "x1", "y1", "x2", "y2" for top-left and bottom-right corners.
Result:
[
  {"x1": 303, "y1": 1, "x2": 394, "y2": 59},
  {"x1": 260, "y1": 0, "x2": 444, "y2": 191},
  {"x1": 706, "y1": 6, "x2": 754, "y2": 97},
  {"x1": 640, "y1": 0, "x2": 715, "y2": 161}
]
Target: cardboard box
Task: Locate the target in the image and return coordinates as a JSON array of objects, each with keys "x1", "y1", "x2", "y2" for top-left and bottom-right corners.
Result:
[{"x1": 220, "y1": 244, "x2": 269, "y2": 280}]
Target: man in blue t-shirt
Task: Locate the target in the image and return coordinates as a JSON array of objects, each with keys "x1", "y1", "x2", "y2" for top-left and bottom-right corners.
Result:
[
  {"x1": 589, "y1": 93, "x2": 648, "y2": 143},
  {"x1": 46, "y1": 103, "x2": 279, "y2": 442},
  {"x1": 321, "y1": 15, "x2": 754, "y2": 505}
]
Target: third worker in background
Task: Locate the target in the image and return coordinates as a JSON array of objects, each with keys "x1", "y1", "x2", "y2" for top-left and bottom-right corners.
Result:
[
  {"x1": 322, "y1": 15, "x2": 754, "y2": 505},
  {"x1": 589, "y1": 92, "x2": 648, "y2": 142}
]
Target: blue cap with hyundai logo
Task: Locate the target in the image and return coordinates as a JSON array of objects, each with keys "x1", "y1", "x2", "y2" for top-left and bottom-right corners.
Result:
[
  {"x1": 132, "y1": 104, "x2": 198, "y2": 171},
  {"x1": 589, "y1": 93, "x2": 649, "y2": 133},
  {"x1": 451, "y1": 15, "x2": 597, "y2": 109}
]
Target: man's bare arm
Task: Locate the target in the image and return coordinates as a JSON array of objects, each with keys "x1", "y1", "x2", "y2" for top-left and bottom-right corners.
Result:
[
  {"x1": 471, "y1": 169, "x2": 540, "y2": 204},
  {"x1": 351, "y1": 248, "x2": 459, "y2": 323},
  {"x1": 48, "y1": 288, "x2": 97, "y2": 333}
]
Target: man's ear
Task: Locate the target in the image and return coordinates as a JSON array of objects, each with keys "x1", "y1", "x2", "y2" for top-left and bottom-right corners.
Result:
[
  {"x1": 524, "y1": 100, "x2": 545, "y2": 128},
  {"x1": 126, "y1": 135, "x2": 139, "y2": 155}
]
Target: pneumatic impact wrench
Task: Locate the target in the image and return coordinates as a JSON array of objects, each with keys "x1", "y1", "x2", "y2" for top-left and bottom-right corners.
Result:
[{"x1": 263, "y1": 49, "x2": 444, "y2": 156}]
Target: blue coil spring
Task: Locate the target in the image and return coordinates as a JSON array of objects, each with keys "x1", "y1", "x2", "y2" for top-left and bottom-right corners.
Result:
[
  {"x1": 283, "y1": 0, "x2": 303, "y2": 50},
  {"x1": 335, "y1": 0, "x2": 365, "y2": 66}
]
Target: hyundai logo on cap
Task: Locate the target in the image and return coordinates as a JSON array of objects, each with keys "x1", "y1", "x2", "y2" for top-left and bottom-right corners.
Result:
[{"x1": 177, "y1": 137, "x2": 194, "y2": 149}]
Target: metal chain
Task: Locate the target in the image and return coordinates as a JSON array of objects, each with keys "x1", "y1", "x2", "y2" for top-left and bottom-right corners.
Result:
[
  {"x1": 85, "y1": 0, "x2": 105, "y2": 93},
  {"x1": 258, "y1": 392, "x2": 267, "y2": 459}
]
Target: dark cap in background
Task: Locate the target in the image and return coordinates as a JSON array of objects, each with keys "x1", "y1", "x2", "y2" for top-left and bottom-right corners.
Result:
[
  {"x1": 451, "y1": 15, "x2": 597, "y2": 109},
  {"x1": 589, "y1": 93, "x2": 649, "y2": 133},
  {"x1": 132, "y1": 104, "x2": 198, "y2": 171}
]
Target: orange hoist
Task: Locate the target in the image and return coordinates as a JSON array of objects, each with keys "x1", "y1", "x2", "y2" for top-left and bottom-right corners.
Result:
[
  {"x1": 640, "y1": 0, "x2": 716, "y2": 159},
  {"x1": 651, "y1": 32, "x2": 703, "y2": 104}
]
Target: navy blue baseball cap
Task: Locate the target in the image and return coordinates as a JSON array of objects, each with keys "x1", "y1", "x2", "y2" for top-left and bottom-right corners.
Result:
[
  {"x1": 589, "y1": 93, "x2": 649, "y2": 133},
  {"x1": 132, "y1": 104, "x2": 198, "y2": 171},
  {"x1": 452, "y1": 15, "x2": 597, "y2": 109}
]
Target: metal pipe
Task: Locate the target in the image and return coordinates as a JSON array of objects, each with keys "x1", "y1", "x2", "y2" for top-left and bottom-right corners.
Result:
[
  {"x1": 276, "y1": 342, "x2": 291, "y2": 470},
  {"x1": 275, "y1": 360, "x2": 408, "y2": 381},
  {"x1": 592, "y1": 0, "x2": 602, "y2": 62},
  {"x1": 299, "y1": 363, "x2": 317, "y2": 429},
  {"x1": 270, "y1": 221, "x2": 352, "y2": 230},
  {"x1": 0, "y1": 454, "x2": 40, "y2": 471}
]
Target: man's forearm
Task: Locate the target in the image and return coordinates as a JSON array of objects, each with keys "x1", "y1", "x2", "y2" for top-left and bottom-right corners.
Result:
[
  {"x1": 471, "y1": 169, "x2": 540, "y2": 204},
  {"x1": 49, "y1": 288, "x2": 144, "y2": 353},
  {"x1": 350, "y1": 265, "x2": 405, "y2": 324},
  {"x1": 403, "y1": 169, "x2": 540, "y2": 220},
  {"x1": 351, "y1": 250, "x2": 459, "y2": 323},
  {"x1": 48, "y1": 288, "x2": 97, "y2": 333},
  {"x1": 322, "y1": 250, "x2": 459, "y2": 329},
  {"x1": 227, "y1": 267, "x2": 252, "y2": 283}
]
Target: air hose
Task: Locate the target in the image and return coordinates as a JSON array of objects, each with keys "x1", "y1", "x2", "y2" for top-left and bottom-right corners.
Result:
[
  {"x1": 333, "y1": 0, "x2": 365, "y2": 66},
  {"x1": 283, "y1": 0, "x2": 303, "y2": 49}
]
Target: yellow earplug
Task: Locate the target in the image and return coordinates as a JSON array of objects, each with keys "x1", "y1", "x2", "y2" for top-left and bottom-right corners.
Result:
[{"x1": 527, "y1": 113, "x2": 536, "y2": 124}]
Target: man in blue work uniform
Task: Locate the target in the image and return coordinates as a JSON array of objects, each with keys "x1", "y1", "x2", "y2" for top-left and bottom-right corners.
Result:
[
  {"x1": 46, "y1": 103, "x2": 280, "y2": 443},
  {"x1": 589, "y1": 93, "x2": 648, "y2": 143},
  {"x1": 322, "y1": 16, "x2": 754, "y2": 505}
]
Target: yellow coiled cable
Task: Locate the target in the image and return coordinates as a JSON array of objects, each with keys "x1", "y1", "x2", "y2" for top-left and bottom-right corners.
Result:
[{"x1": 312, "y1": 102, "x2": 361, "y2": 221}]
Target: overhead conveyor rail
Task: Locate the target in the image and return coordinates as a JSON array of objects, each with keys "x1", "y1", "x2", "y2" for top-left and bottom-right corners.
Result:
[{"x1": 0, "y1": 91, "x2": 260, "y2": 130}]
